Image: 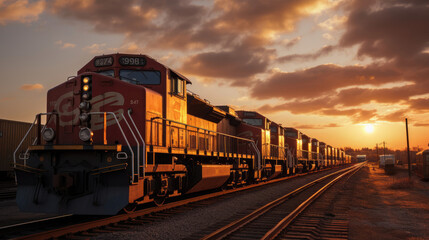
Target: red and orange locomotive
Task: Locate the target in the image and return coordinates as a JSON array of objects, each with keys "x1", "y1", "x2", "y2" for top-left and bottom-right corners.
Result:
[{"x1": 14, "y1": 53, "x2": 350, "y2": 215}]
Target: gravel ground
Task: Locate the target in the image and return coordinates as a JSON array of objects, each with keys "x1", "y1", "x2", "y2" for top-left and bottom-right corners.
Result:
[
  {"x1": 348, "y1": 163, "x2": 429, "y2": 240},
  {"x1": 94, "y1": 168, "x2": 346, "y2": 240}
]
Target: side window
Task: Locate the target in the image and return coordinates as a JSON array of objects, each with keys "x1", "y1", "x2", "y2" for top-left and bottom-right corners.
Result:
[{"x1": 170, "y1": 74, "x2": 185, "y2": 97}]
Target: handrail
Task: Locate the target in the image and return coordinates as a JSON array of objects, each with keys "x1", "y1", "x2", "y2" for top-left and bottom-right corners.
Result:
[
  {"x1": 24, "y1": 113, "x2": 57, "y2": 159},
  {"x1": 89, "y1": 112, "x2": 135, "y2": 183},
  {"x1": 121, "y1": 113, "x2": 140, "y2": 181},
  {"x1": 150, "y1": 116, "x2": 256, "y2": 143},
  {"x1": 250, "y1": 141, "x2": 261, "y2": 170},
  {"x1": 128, "y1": 109, "x2": 146, "y2": 178},
  {"x1": 150, "y1": 116, "x2": 260, "y2": 169},
  {"x1": 13, "y1": 116, "x2": 37, "y2": 169},
  {"x1": 14, "y1": 112, "x2": 57, "y2": 168}
]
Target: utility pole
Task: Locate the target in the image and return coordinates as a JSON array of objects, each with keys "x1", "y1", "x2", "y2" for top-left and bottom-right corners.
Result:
[
  {"x1": 383, "y1": 141, "x2": 386, "y2": 157},
  {"x1": 406, "y1": 118, "x2": 411, "y2": 179},
  {"x1": 376, "y1": 143, "x2": 379, "y2": 162}
]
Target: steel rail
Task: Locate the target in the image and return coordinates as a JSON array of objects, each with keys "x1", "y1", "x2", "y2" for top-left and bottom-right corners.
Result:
[
  {"x1": 0, "y1": 214, "x2": 73, "y2": 231},
  {"x1": 262, "y1": 162, "x2": 365, "y2": 240},
  {"x1": 12, "y1": 165, "x2": 345, "y2": 240},
  {"x1": 201, "y1": 163, "x2": 363, "y2": 240}
]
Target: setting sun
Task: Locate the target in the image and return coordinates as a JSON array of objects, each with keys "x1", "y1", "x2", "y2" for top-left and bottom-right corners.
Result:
[{"x1": 364, "y1": 124, "x2": 375, "y2": 134}]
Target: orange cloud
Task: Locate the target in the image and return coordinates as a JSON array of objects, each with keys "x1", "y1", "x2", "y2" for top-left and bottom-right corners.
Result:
[
  {"x1": 20, "y1": 83, "x2": 44, "y2": 90},
  {"x1": 55, "y1": 40, "x2": 76, "y2": 49},
  {"x1": 0, "y1": 0, "x2": 45, "y2": 25}
]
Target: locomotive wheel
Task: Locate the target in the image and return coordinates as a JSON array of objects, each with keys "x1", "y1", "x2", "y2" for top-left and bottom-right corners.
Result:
[
  {"x1": 122, "y1": 203, "x2": 137, "y2": 213},
  {"x1": 154, "y1": 196, "x2": 166, "y2": 206}
]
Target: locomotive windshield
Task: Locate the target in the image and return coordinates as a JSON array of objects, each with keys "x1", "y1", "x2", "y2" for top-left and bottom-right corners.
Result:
[
  {"x1": 243, "y1": 118, "x2": 262, "y2": 126},
  {"x1": 120, "y1": 70, "x2": 161, "y2": 85},
  {"x1": 98, "y1": 70, "x2": 114, "y2": 77}
]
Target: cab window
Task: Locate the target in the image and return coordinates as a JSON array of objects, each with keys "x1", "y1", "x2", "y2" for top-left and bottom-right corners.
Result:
[
  {"x1": 119, "y1": 70, "x2": 161, "y2": 85},
  {"x1": 170, "y1": 74, "x2": 185, "y2": 97},
  {"x1": 243, "y1": 118, "x2": 262, "y2": 126}
]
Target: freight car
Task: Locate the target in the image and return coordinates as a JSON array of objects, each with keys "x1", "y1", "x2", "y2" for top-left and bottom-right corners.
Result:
[
  {"x1": 0, "y1": 119, "x2": 38, "y2": 179},
  {"x1": 14, "y1": 53, "x2": 348, "y2": 215},
  {"x1": 415, "y1": 149, "x2": 429, "y2": 180}
]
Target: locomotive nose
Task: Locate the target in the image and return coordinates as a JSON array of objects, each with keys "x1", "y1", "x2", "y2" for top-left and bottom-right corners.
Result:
[{"x1": 53, "y1": 172, "x2": 75, "y2": 194}]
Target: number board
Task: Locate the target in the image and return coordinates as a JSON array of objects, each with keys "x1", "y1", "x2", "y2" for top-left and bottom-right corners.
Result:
[
  {"x1": 94, "y1": 56, "x2": 114, "y2": 67},
  {"x1": 119, "y1": 56, "x2": 146, "y2": 66}
]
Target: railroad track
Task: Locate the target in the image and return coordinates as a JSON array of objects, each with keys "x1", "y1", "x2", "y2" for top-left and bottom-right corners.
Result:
[
  {"x1": 197, "y1": 163, "x2": 364, "y2": 240},
  {"x1": 6, "y1": 165, "x2": 352, "y2": 240},
  {"x1": 0, "y1": 182, "x2": 16, "y2": 201},
  {"x1": 0, "y1": 190, "x2": 16, "y2": 200}
]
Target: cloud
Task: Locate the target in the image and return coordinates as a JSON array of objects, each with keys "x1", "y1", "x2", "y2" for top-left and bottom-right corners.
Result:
[
  {"x1": 293, "y1": 123, "x2": 342, "y2": 129},
  {"x1": 42, "y1": 0, "x2": 429, "y2": 125},
  {"x1": 0, "y1": 0, "x2": 45, "y2": 25},
  {"x1": 277, "y1": 45, "x2": 336, "y2": 63},
  {"x1": 55, "y1": 40, "x2": 76, "y2": 49},
  {"x1": 318, "y1": 15, "x2": 347, "y2": 30},
  {"x1": 180, "y1": 43, "x2": 274, "y2": 86},
  {"x1": 340, "y1": 1, "x2": 429, "y2": 61},
  {"x1": 83, "y1": 43, "x2": 107, "y2": 54},
  {"x1": 323, "y1": 33, "x2": 333, "y2": 40},
  {"x1": 251, "y1": 63, "x2": 401, "y2": 100},
  {"x1": 20, "y1": 83, "x2": 44, "y2": 90},
  {"x1": 414, "y1": 122, "x2": 429, "y2": 127},
  {"x1": 281, "y1": 37, "x2": 302, "y2": 48},
  {"x1": 378, "y1": 109, "x2": 408, "y2": 122},
  {"x1": 409, "y1": 98, "x2": 429, "y2": 112}
]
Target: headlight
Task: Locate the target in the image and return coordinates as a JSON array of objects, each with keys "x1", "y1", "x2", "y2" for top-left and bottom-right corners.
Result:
[
  {"x1": 79, "y1": 113, "x2": 89, "y2": 122},
  {"x1": 82, "y1": 92, "x2": 91, "y2": 100},
  {"x1": 42, "y1": 128, "x2": 55, "y2": 142},
  {"x1": 79, "y1": 127, "x2": 93, "y2": 142},
  {"x1": 79, "y1": 102, "x2": 91, "y2": 111},
  {"x1": 82, "y1": 76, "x2": 90, "y2": 84}
]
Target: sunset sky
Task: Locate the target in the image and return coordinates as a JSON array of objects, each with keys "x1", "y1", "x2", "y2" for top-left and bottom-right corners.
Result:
[{"x1": 0, "y1": 0, "x2": 428, "y2": 150}]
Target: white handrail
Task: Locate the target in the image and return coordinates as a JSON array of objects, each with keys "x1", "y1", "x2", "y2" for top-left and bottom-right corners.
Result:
[
  {"x1": 13, "y1": 116, "x2": 37, "y2": 169},
  {"x1": 121, "y1": 113, "x2": 140, "y2": 180},
  {"x1": 89, "y1": 112, "x2": 135, "y2": 183},
  {"x1": 250, "y1": 141, "x2": 261, "y2": 170},
  {"x1": 127, "y1": 109, "x2": 146, "y2": 178},
  {"x1": 14, "y1": 112, "x2": 56, "y2": 168}
]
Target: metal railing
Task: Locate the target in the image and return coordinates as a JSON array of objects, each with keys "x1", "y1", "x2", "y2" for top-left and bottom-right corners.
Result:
[
  {"x1": 127, "y1": 109, "x2": 146, "y2": 178},
  {"x1": 14, "y1": 112, "x2": 57, "y2": 168},
  {"x1": 89, "y1": 112, "x2": 138, "y2": 183},
  {"x1": 149, "y1": 116, "x2": 261, "y2": 170}
]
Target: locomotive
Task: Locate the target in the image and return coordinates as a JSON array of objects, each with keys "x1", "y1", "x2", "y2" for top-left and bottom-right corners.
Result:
[{"x1": 14, "y1": 53, "x2": 351, "y2": 215}]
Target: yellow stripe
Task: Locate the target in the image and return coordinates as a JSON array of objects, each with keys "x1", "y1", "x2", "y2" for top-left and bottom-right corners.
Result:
[
  {"x1": 53, "y1": 145, "x2": 84, "y2": 150},
  {"x1": 28, "y1": 145, "x2": 122, "y2": 151}
]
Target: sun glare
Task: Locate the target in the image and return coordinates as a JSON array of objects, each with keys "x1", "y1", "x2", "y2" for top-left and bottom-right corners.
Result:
[{"x1": 364, "y1": 124, "x2": 375, "y2": 133}]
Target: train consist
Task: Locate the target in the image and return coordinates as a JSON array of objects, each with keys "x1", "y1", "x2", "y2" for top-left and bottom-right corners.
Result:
[{"x1": 14, "y1": 54, "x2": 351, "y2": 215}]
